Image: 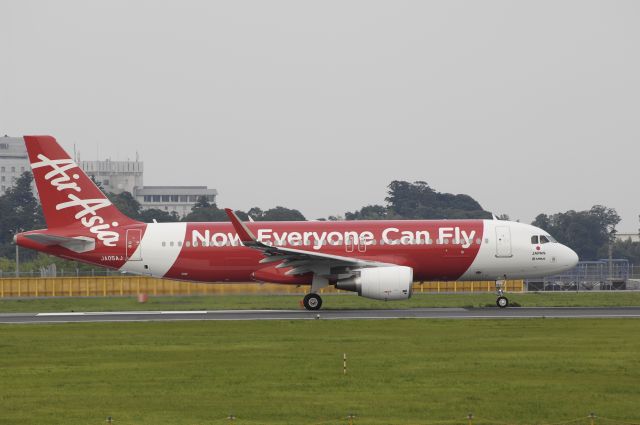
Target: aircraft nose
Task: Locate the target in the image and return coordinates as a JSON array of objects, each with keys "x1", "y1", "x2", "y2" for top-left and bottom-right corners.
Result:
[{"x1": 563, "y1": 245, "x2": 579, "y2": 268}]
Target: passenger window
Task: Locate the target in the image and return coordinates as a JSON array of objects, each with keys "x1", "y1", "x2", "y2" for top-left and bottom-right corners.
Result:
[
  {"x1": 531, "y1": 235, "x2": 539, "y2": 244},
  {"x1": 185, "y1": 241, "x2": 191, "y2": 247},
  {"x1": 161, "y1": 241, "x2": 166, "y2": 247},
  {"x1": 170, "y1": 241, "x2": 174, "y2": 247},
  {"x1": 177, "y1": 241, "x2": 182, "y2": 247},
  {"x1": 540, "y1": 235, "x2": 550, "y2": 244}
]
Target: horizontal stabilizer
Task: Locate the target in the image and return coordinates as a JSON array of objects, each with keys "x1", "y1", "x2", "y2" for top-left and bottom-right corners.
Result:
[{"x1": 23, "y1": 233, "x2": 96, "y2": 253}]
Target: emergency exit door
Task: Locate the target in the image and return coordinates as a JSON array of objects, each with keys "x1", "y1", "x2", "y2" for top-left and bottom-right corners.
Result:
[
  {"x1": 126, "y1": 229, "x2": 142, "y2": 261},
  {"x1": 495, "y1": 225, "x2": 512, "y2": 258}
]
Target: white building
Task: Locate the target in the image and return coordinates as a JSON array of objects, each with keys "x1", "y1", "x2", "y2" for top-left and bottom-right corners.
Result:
[
  {"x1": 0, "y1": 136, "x2": 30, "y2": 194},
  {"x1": 80, "y1": 159, "x2": 144, "y2": 195},
  {"x1": 135, "y1": 186, "x2": 218, "y2": 217},
  {"x1": 0, "y1": 136, "x2": 217, "y2": 217},
  {"x1": 616, "y1": 233, "x2": 640, "y2": 243}
]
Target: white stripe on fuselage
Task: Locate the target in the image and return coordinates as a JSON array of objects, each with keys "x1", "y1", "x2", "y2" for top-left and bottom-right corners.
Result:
[
  {"x1": 459, "y1": 220, "x2": 566, "y2": 280},
  {"x1": 120, "y1": 223, "x2": 186, "y2": 277},
  {"x1": 459, "y1": 220, "x2": 527, "y2": 280}
]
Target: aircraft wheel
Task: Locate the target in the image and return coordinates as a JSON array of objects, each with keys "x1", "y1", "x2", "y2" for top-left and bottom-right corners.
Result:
[
  {"x1": 496, "y1": 296, "x2": 509, "y2": 308},
  {"x1": 303, "y1": 293, "x2": 323, "y2": 311}
]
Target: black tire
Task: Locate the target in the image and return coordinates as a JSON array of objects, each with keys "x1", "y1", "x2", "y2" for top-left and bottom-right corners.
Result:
[
  {"x1": 303, "y1": 293, "x2": 322, "y2": 311},
  {"x1": 496, "y1": 296, "x2": 509, "y2": 308}
]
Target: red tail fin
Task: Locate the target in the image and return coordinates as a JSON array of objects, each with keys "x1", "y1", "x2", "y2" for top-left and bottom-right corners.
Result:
[{"x1": 24, "y1": 136, "x2": 139, "y2": 244}]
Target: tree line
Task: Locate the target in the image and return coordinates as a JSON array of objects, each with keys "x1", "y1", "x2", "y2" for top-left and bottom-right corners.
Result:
[{"x1": 0, "y1": 172, "x2": 638, "y2": 271}]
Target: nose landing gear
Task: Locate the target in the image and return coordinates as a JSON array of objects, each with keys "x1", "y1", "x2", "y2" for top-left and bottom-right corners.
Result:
[{"x1": 495, "y1": 279, "x2": 509, "y2": 308}]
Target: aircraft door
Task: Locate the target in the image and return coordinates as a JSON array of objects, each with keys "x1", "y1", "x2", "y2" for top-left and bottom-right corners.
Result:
[
  {"x1": 126, "y1": 229, "x2": 142, "y2": 261},
  {"x1": 495, "y1": 225, "x2": 512, "y2": 258},
  {"x1": 345, "y1": 235, "x2": 367, "y2": 253},
  {"x1": 358, "y1": 236, "x2": 367, "y2": 253},
  {"x1": 346, "y1": 236, "x2": 355, "y2": 253}
]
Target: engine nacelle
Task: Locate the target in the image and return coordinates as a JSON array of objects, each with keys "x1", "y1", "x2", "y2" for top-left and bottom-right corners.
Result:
[{"x1": 336, "y1": 266, "x2": 413, "y2": 301}]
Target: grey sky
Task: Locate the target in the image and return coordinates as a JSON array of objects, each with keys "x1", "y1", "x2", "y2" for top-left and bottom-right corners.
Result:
[{"x1": 2, "y1": 1, "x2": 639, "y2": 232}]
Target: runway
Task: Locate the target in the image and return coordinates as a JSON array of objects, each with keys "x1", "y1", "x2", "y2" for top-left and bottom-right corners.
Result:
[{"x1": 2, "y1": 307, "x2": 640, "y2": 324}]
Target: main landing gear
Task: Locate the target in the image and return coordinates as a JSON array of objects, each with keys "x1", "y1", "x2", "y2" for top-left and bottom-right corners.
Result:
[
  {"x1": 303, "y1": 271, "x2": 329, "y2": 311},
  {"x1": 303, "y1": 293, "x2": 323, "y2": 311}
]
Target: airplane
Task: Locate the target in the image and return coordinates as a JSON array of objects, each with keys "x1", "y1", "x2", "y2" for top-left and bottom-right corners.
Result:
[{"x1": 14, "y1": 136, "x2": 579, "y2": 310}]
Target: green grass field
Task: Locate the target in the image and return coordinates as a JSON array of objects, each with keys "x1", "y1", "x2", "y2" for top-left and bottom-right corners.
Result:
[
  {"x1": 2, "y1": 292, "x2": 640, "y2": 313},
  {"x1": 1, "y1": 319, "x2": 639, "y2": 425}
]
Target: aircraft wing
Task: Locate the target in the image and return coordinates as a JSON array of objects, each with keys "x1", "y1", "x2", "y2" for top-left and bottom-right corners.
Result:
[{"x1": 224, "y1": 208, "x2": 385, "y2": 276}]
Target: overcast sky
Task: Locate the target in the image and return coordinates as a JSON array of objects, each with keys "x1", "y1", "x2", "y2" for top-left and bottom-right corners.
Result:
[{"x1": 2, "y1": 1, "x2": 639, "y2": 232}]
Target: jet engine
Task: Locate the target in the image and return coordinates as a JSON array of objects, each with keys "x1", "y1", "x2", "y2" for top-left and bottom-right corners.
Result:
[{"x1": 336, "y1": 266, "x2": 413, "y2": 301}]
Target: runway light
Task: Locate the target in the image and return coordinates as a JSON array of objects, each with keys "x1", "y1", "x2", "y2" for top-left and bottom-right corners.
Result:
[
  {"x1": 227, "y1": 414, "x2": 236, "y2": 421},
  {"x1": 106, "y1": 417, "x2": 113, "y2": 424}
]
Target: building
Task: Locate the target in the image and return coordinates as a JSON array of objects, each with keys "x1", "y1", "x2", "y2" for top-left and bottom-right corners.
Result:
[
  {"x1": 0, "y1": 136, "x2": 30, "y2": 195},
  {"x1": 0, "y1": 136, "x2": 217, "y2": 217},
  {"x1": 135, "y1": 186, "x2": 218, "y2": 217},
  {"x1": 80, "y1": 159, "x2": 217, "y2": 217},
  {"x1": 616, "y1": 233, "x2": 640, "y2": 243},
  {"x1": 80, "y1": 159, "x2": 144, "y2": 195},
  {"x1": 80, "y1": 159, "x2": 218, "y2": 216}
]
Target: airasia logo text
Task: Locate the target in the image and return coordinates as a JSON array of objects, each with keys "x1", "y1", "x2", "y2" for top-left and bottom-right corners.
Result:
[{"x1": 31, "y1": 154, "x2": 119, "y2": 247}]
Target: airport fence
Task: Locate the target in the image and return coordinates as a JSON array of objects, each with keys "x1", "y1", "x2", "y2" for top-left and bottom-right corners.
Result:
[
  {"x1": 0, "y1": 268, "x2": 136, "y2": 278},
  {"x1": 2, "y1": 264, "x2": 638, "y2": 280},
  {"x1": 1, "y1": 262, "x2": 638, "y2": 297},
  {"x1": 526, "y1": 262, "x2": 640, "y2": 291},
  {"x1": 0, "y1": 276, "x2": 524, "y2": 298}
]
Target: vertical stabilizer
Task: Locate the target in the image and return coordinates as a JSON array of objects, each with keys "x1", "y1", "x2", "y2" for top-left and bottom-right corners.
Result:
[{"x1": 23, "y1": 136, "x2": 138, "y2": 243}]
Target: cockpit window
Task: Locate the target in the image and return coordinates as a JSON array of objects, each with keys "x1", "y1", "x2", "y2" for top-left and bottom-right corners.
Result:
[
  {"x1": 546, "y1": 234, "x2": 557, "y2": 243},
  {"x1": 540, "y1": 235, "x2": 550, "y2": 244},
  {"x1": 531, "y1": 235, "x2": 539, "y2": 244}
]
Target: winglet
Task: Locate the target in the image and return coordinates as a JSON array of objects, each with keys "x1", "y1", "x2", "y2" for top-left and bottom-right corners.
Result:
[{"x1": 225, "y1": 208, "x2": 257, "y2": 243}]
